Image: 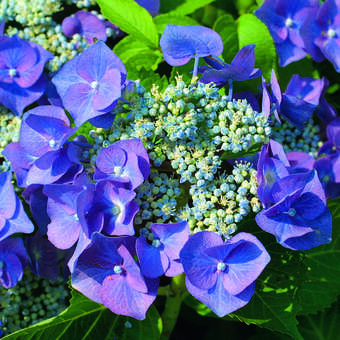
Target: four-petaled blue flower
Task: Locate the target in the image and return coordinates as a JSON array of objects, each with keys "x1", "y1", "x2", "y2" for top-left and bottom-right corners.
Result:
[
  {"x1": 52, "y1": 41, "x2": 126, "y2": 127},
  {"x1": 180, "y1": 231, "x2": 270, "y2": 317},
  {"x1": 72, "y1": 233, "x2": 158, "y2": 320}
]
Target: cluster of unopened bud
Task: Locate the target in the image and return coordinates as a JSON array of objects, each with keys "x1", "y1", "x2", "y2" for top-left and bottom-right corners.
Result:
[
  {"x1": 87, "y1": 78, "x2": 270, "y2": 238},
  {"x1": 0, "y1": 270, "x2": 69, "y2": 336}
]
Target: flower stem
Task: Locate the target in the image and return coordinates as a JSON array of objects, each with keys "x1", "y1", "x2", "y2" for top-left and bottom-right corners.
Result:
[{"x1": 160, "y1": 273, "x2": 186, "y2": 340}]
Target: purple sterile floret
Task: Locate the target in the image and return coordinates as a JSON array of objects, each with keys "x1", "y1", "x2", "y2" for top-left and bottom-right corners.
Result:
[
  {"x1": 20, "y1": 105, "x2": 76, "y2": 158},
  {"x1": 200, "y1": 45, "x2": 261, "y2": 86},
  {"x1": 95, "y1": 139, "x2": 150, "y2": 190},
  {"x1": 160, "y1": 25, "x2": 223, "y2": 66},
  {"x1": 0, "y1": 171, "x2": 34, "y2": 241},
  {"x1": 72, "y1": 233, "x2": 158, "y2": 320},
  {"x1": 280, "y1": 75, "x2": 323, "y2": 129},
  {"x1": 0, "y1": 237, "x2": 28, "y2": 288},
  {"x1": 255, "y1": 0, "x2": 318, "y2": 66},
  {"x1": 0, "y1": 35, "x2": 53, "y2": 115},
  {"x1": 136, "y1": 221, "x2": 189, "y2": 278},
  {"x1": 90, "y1": 180, "x2": 139, "y2": 236},
  {"x1": 10, "y1": 105, "x2": 84, "y2": 186},
  {"x1": 62, "y1": 11, "x2": 107, "y2": 44},
  {"x1": 180, "y1": 231, "x2": 270, "y2": 317},
  {"x1": 52, "y1": 41, "x2": 126, "y2": 127},
  {"x1": 256, "y1": 170, "x2": 332, "y2": 250}
]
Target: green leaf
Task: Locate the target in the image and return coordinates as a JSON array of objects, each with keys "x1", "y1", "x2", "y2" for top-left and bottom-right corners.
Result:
[
  {"x1": 153, "y1": 14, "x2": 199, "y2": 34},
  {"x1": 113, "y1": 36, "x2": 163, "y2": 79},
  {"x1": 169, "y1": 0, "x2": 216, "y2": 16},
  {"x1": 96, "y1": 0, "x2": 159, "y2": 48},
  {"x1": 298, "y1": 300, "x2": 340, "y2": 340},
  {"x1": 237, "y1": 13, "x2": 277, "y2": 79},
  {"x1": 135, "y1": 68, "x2": 169, "y2": 92},
  {"x1": 297, "y1": 198, "x2": 340, "y2": 315},
  {"x1": 213, "y1": 14, "x2": 239, "y2": 63},
  {"x1": 3, "y1": 289, "x2": 162, "y2": 340}
]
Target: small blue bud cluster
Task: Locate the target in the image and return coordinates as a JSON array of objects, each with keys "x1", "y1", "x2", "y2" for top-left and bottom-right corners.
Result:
[
  {"x1": 90, "y1": 78, "x2": 269, "y2": 238},
  {"x1": 178, "y1": 161, "x2": 261, "y2": 237},
  {"x1": 135, "y1": 171, "x2": 182, "y2": 225},
  {"x1": 271, "y1": 118, "x2": 322, "y2": 156},
  {"x1": 0, "y1": 271, "x2": 69, "y2": 336},
  {"x1": 0, "y1": 108, "x2": 21, "y2": 172}
]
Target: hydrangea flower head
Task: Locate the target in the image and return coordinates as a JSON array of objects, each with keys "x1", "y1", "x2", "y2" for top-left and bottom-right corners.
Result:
[
  {"x1": 62, "y1": 11, "x2": 107, "y2": 44},
  {"x1": 136, "y1": 221, "x2": 189, "y2": 278},
  {"x1": 0, "y1": 237, "x2": 28, "y2": 288},
  {"x1": 160, "y1": 25, "x2": 223, "y2": 66},
  {"x1": 52, "y1": 41, "x2": 126, "y2": 126},
  {"x1": 72, "y1": 233, "x2": 158, "y2": 320},
  {"x1": 0, "y1": 35, "x2": 53, "y2": 115},
  {"x1": 180, "y1": 231, "x2": 270, "y2": 317}
]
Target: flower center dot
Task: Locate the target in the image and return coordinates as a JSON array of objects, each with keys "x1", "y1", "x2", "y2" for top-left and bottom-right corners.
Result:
[
  {"x1": 114, "y1": 166, "x2": 123, "y2": 176},
  {"x1": 152, "y1": 239, "x2": 161, "y2": 248},
  {"x1": 217, "y1": 262, "x2": 226, "y2": 272},
  {"x1": 285, "y1": 18, "x2": 294, "y2": 28},
  {"x1": 323, "y1": 175, "x2": 330, "y2": 183},
  {"x1": 288, "y1": 208, "x2": 296, "y2": 217},
  {"x1": 111, "y1": 205, "x2": 120, "y2": 215},
  {"x1": 8, "y1": 68, "x2": 17, "y2": 77},
  {"x1": 90, "y1": 81, "x2": 99, "y2": 89},
  {"x1": 114, "y1": 265, "x2": 123, "y2": 274},
  {"x1": 73, "y1": 214, "x2": 79, "y2": 221},
  {"x1": 327, "y1": 28, "x2": 336, "y2": 38},
  {"x1": 49, "y1": 139, "x2": 56, "y2": 148}
]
